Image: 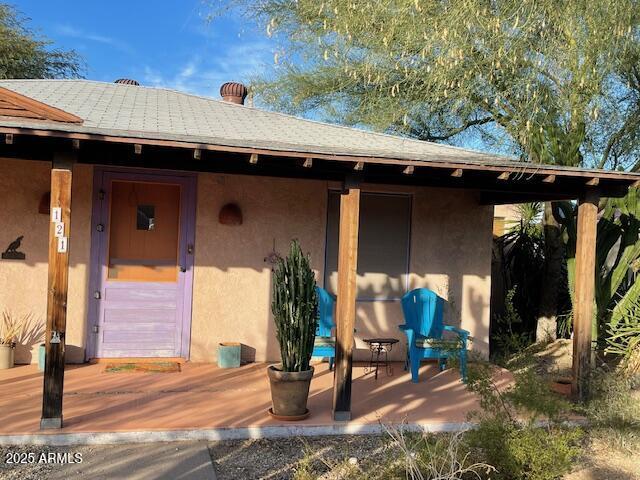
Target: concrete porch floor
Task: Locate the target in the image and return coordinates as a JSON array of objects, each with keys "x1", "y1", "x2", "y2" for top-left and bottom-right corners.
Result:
[{"x1": 0, "y1": 361, "x2": 511, "y2": 441}]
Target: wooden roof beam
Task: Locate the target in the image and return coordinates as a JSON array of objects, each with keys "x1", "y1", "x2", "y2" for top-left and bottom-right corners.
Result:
[
  {"x1": 497, "y1": 171, "x2": 510, "y2": 181},
  {"x1": 586, "y1": 177, "x2": 599, "y2": 186},
  {"x1": 353, "y1": 161, "x2": 364, "y2": 171},
  {"x1": 542, "y1": 174, "x2": 556, "y2": 183},
  {"x1": 403, "y1": 165, "x2": 414, "y2": 175}
]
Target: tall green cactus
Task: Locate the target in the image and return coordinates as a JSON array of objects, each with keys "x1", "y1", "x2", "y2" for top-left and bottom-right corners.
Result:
[{"x1": 271, "y1": 239, "x2": 318, "y2": 372}]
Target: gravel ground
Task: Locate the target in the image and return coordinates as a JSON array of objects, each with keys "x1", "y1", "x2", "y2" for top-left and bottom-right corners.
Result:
[{"x1": 208, "y1": 434, "x2": 393, "y2": 480}]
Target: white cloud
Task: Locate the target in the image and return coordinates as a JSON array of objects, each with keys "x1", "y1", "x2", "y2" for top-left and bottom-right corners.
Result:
[
  {"x1": 54, "y1": 24, "x2": 133, "y2": 54},
  {"x1": 139, "y1": 40, "x2": 272, "y2": 97}
]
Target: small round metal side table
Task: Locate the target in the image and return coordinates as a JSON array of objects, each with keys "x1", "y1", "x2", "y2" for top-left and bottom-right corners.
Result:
[{"x1": 363, "y1": 338, "x2": 399, "y2": 379}]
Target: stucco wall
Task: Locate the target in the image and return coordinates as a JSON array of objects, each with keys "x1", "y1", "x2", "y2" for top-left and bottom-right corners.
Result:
[
  {"x1": 190, "y1": 174, "x2": 328, "y2": 363},
  {"x1": 192, "y1": 176, "x2": 493, "y2": 363},
  {"x1": 0, "y1": 158, "x2": 92, "y2": 364},
  {"x1": 0, "y1": 162, "x2": 492, "y2": 365}
]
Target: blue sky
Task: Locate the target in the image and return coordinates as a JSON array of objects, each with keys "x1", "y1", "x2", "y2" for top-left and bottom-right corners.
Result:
[{"x1": 14, "y1": 0, "x2": 273, "y2": 97}]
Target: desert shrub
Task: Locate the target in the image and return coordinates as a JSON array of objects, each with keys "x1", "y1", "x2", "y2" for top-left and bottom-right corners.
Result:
[
  {"x1": 382, "y1": 426, "x2": 494, "y2": 480},
  {"x1": 292, "y1": 428, "x2": 494, "y2": 480},
  {"x1": 464, "y1": 361, "x2": 582, "y2": 480},
  {"x1": 491, "y1": 288, "x2": 533, "y2": 364},
  {"x1": 579, "y1": 366, "x2": 640, "y2": 454}
]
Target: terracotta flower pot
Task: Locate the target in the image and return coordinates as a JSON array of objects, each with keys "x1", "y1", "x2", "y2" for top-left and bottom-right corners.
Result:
[
  {"x1": 0, "y1": 343, "x2": 15, "y2": 370},
  {"x1": 267, "y1": 364, "x2": 314, "y2": 419},
  {"x1": 550, "y1": 378, "x2": 572, "y2": 396}
]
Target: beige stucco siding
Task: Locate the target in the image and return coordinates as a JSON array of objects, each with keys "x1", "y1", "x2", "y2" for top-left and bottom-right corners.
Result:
[
  {"x1": 190, "y1": 173, "x2": 328, "y2": 363},
  {"x1": 192, "y1": 177, "x2": 493, "y2": 363},
  {"x1": 0, "y1": 158, "x2": 92, "y2": 364},
  {"x1": 1, "y1": 161, "x2": 492, "y2": 365}
]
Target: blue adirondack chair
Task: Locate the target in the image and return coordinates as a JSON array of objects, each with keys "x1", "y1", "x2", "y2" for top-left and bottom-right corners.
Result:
[
  {"x1": 312, "y1": 286, "x2": 336, "y2": 370},
  {"x1": 399, "y1": 288, "x2": 469, "y2": 383}
]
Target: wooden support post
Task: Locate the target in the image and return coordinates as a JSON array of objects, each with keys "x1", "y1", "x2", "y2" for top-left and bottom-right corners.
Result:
[
  {"x1": 332, "y1": 184, "x2": 360, "y2": 421},
  {"x1": 572, "y1": 187, "x2": 599, "y2": 400},
  {"x1": 40, "y1": 152, "x2": 74, "y2": 430}
]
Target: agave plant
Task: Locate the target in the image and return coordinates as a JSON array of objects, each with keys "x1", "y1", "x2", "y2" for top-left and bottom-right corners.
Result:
[
  {"x1": 271, "y1": 239, "x2": 318, "y2": 372},
  {"x1": 0, "y1": 311, "x2": 25, "y2": 345},
  {"x1": 606, "y1": 296, "x2": 640, "y2": 376},
  {"x1": 555, "y1": 187, "x2": 640, "y2": 343}
]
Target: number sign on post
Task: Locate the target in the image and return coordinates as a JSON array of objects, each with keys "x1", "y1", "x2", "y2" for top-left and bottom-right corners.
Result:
[
  {"x1": 54, "y1": 222, "x2": 65, "y2": 238},
  {"x1": 51, "y1": 207, "x2": 62, "y2": 223}
]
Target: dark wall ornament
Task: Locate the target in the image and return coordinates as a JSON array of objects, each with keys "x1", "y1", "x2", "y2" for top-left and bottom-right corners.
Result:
[
  {"x1": 219, "y1": 203, "x2": 243, "y2": 226},
  {"x1": 39, "y1": 192, "x2": 51, "y2": 215},
  {"x1": 2, "y1": 236, "x2": 25, "y2": 260}
]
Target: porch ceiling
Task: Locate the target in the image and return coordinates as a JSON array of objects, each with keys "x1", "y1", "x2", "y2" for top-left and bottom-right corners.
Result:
[{"x1": 0, "y1": 131, "x2": 636, "y2": 203}]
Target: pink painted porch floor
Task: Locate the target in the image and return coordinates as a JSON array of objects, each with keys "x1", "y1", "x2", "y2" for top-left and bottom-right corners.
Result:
[{"x1": 0, "y1": 362, "x2": 512, "y2": 435}]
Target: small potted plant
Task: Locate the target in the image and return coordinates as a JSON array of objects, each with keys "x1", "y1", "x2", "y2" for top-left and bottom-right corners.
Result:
[
  {"x1": 0, "y1": 311, "x2": 23, "y2": 369},
  {"x1": 267, "y1": 239, "x2": 318, "y2": 420}
]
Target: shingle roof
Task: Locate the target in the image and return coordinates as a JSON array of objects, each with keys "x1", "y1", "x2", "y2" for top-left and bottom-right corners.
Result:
[{"x1": 0, "y1": 79, "x2": 510, "y2": 165}]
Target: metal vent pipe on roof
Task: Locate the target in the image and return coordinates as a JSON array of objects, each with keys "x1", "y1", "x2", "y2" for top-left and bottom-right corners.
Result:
[
  {"x1": 114, "y1": 78, "x2": 140, "y2": 86},
  {"x1": 220, "y1": 82, "x2": 248, "y2": 105}
]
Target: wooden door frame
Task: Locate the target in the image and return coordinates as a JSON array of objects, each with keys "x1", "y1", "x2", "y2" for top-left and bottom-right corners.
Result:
[{"x1": 86, "y1": 167, "x2": 197, "y2": 360}]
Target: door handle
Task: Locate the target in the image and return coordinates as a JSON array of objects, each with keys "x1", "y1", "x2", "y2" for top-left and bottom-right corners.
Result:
[{"x1": 180, "y1": 265, "x2": 187, "y2": 273}]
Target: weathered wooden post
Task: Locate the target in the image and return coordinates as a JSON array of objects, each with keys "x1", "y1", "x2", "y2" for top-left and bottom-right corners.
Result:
[
  {"x1": 332, "y1": 181, "x2": 360, "y2": 421},
  {"x1": 41, "y1": 151, "x2": 74, "y2": 429},
  {"x1": 572, "y1": 187, "x2": 599, "y2": 400}
]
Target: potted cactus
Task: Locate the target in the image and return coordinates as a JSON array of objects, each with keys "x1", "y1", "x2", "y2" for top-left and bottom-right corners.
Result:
[{"x1": 267, "y1": 239, "x2": 318, "y2": 420}]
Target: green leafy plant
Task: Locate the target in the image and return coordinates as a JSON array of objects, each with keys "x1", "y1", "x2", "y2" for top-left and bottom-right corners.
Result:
[
  {"x1": 491, "y1": 287, "x2": 533, "y2": 362},
  {"x1": 464, "y1": 361, "x2": 581, "y2": 480},
  {"x1": 0, "y1": 4, "x2": 83, "y2": 79},
  {"x1": 606, "y1": 294, "x2": 640, "y2": 376},
  {"x1": 0, "y1": 311, "x2": 28, "y2": 345},
  {"x1": 271, "y1": 239, "x2": 318, "y2": 372},
  {"x1": 557, "y1": 188, "x2": 640, "y2": 345}
]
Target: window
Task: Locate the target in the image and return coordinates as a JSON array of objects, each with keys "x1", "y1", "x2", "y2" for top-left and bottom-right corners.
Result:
[
  {"x1": 107, "y1": 181, "x2": 181, "y2": 282},
  {"x1": 136, "y1": 205, "x2": 155, "y2": 230},
  {"x1": 324, "y1": 191, "x2": 411, "y2": 301}
]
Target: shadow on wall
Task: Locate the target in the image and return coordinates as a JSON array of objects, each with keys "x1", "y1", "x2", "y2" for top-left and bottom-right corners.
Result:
[
  {"x1": 13, "y1": 313, "x2": 44, "y2": 364},
  {"x1": 1, "y1": 164, "x2": 492, "y2": 365},
  {"x1": 349, "y1": 275, "x2": 489, "y2": 362}
]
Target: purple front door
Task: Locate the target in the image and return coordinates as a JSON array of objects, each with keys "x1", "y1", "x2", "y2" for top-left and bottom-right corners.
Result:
[{"x1": 88, "y1": 170, "x2": 196, "y2": 358}]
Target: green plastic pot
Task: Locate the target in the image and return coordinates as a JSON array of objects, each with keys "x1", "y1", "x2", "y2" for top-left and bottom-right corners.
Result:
[
  {"x1": 38, "y1": 343, "x2": 46, "y2": 371},
  {"x1": 217, "y1": 342, "x2": 241, "y2": 368}
]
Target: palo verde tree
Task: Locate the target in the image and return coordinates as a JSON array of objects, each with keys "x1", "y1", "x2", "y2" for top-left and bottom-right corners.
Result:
[
  {"x1": 0, "y1": 4, "x2": 82, "y2": 79},
  {"x1": 218, "y1": 0, "x2": 640, "y2": 336}
]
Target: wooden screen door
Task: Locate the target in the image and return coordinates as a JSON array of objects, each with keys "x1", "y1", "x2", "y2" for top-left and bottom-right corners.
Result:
[{"x1": 89, "y1": 170, "x2": 196, "y2": 358}]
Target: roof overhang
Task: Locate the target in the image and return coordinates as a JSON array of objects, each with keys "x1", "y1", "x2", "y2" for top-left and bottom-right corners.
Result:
[
  {"x1": 1, "y1": 126, "x2": 638, "y2": 204},
  {"x1": 0, "y1": 87, "x2": 83, "y2": 124}
]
